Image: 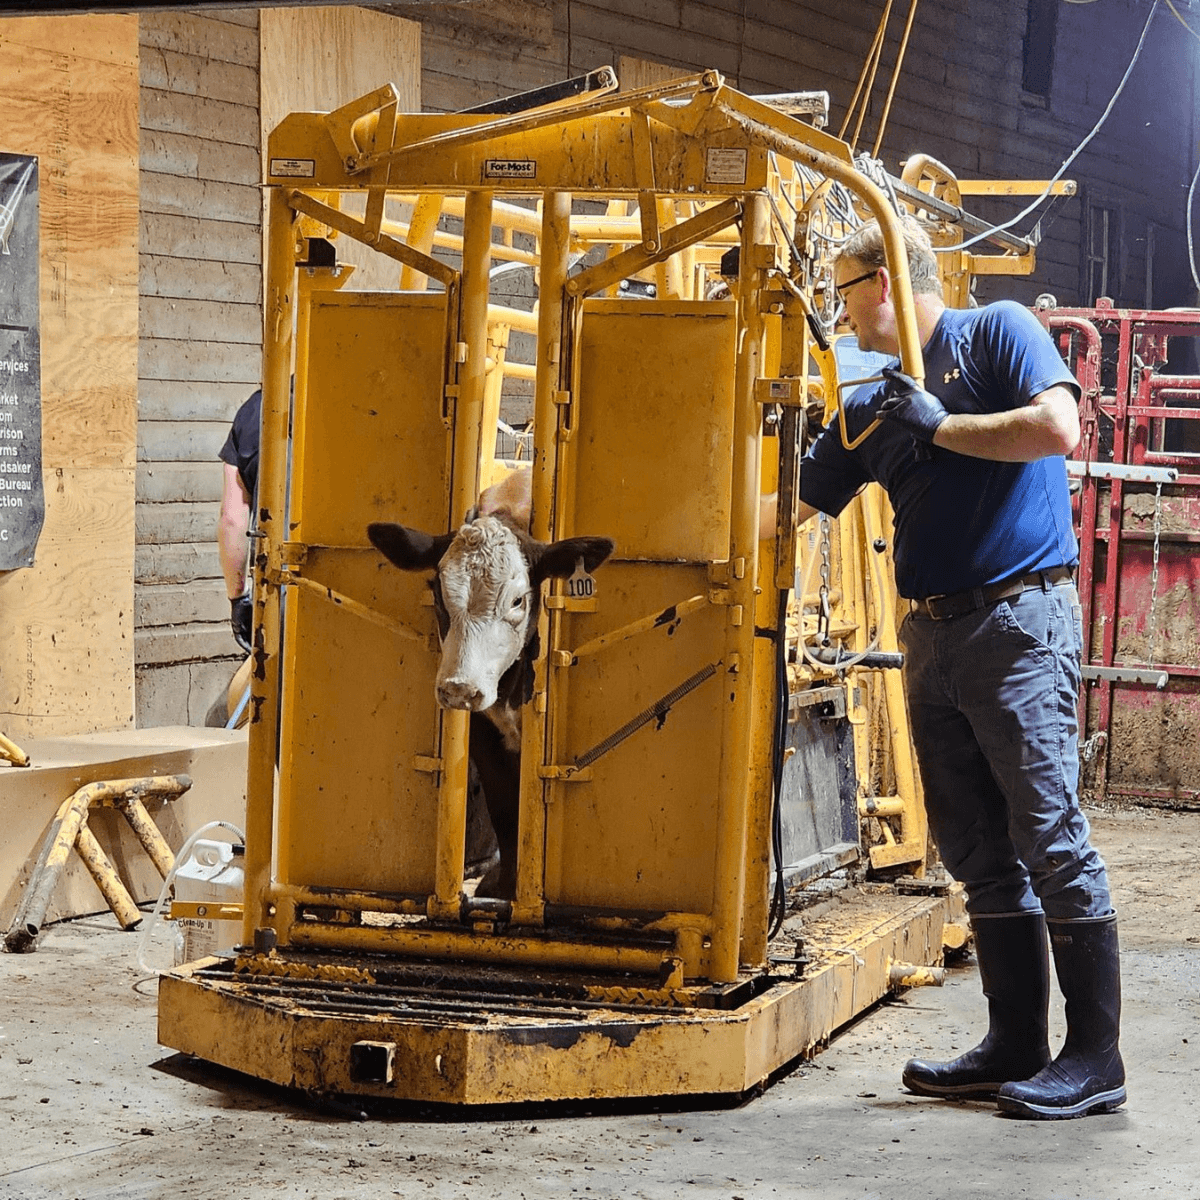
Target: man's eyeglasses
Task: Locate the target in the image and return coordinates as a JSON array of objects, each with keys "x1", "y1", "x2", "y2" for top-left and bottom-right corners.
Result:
[{"x1": 835, "y1": 269, "x2": 880, "y2": 297}]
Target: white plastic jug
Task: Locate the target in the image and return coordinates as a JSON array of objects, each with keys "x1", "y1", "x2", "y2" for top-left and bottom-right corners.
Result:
[{"x1": 172, "y1": 839, "x2": 245, "y2": 965}]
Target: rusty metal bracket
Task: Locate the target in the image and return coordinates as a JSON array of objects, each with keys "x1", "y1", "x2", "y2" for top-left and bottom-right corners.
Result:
[{"x1": 1082, "y1": 665, "x2": 1170, "y2": 689}]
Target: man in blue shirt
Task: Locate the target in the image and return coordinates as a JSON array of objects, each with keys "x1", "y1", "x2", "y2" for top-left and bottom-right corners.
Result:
[{"x1": 797, "y1": 219, "x2": 1123, "y2": 1120}]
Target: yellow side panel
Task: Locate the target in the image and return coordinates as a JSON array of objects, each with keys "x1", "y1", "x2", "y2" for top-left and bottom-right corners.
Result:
[
  {"x1": 567, "y1": 300, "x2": 734, "y2": 562},
  {"x1": 545, "y1": 301, "x2": 736, "y2": 913},
  {"x1": 291, "y1": 291, "x2": 449, "y2": 544},
  {"x1": 279, "y1": 292, "x2": 450, "y2": 893}
]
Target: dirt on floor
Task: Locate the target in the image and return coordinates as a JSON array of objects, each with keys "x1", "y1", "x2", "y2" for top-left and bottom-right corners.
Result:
[{"x1": 1, "y1": 805, "x2": 1198, "y2": 1200}]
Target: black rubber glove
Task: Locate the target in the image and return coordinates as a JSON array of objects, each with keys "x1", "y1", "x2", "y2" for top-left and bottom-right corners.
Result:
[
  {"x1": 879, "y1": 367, "x2": 950, "y2": 443},
  {"x1": 230, "y1": 594, "x2": 253, "y2": 653}
]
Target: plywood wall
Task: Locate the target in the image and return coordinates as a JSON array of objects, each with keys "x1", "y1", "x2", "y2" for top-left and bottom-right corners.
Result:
[
  {"x1": 0, "y1": 15, "x2": 139, "y2": 740},
  {"x1": 260, "y1": 5, "x2": 420, "y2": 293},
  {"x1": 617, "y1": 54, "x2": 684, "y2": 91}
]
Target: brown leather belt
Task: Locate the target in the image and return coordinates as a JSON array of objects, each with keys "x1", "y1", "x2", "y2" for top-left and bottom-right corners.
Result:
[{"x1": 910, "y1": 566, "x2": 1075, "y2": 621}]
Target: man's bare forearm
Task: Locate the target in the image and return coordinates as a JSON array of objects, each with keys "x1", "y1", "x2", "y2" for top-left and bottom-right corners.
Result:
[{"x1": 932, "y1": 385, "x2": 1080, "y2": 462}]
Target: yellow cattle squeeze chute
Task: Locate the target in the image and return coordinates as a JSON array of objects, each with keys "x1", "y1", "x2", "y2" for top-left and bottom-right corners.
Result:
[{"x1": 158, "y1": 70, "x2": 1059, "y2": 1103}]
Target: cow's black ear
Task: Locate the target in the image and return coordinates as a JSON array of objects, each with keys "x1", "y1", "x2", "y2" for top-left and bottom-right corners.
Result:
[
  {"x1": 532, "y1": 536, "x2": 615, "y2": 583},
  {"x1": 368, "y1": 522, "x2": 454, "y2": 571}
]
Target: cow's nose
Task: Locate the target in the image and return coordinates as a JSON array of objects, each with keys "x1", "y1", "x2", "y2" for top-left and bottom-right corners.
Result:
[{"x1": 437, "y1": 679, "x2": 485, "y2": 710}]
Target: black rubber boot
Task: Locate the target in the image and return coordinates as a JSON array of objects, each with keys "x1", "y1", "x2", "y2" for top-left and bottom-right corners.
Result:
[
  {"x1": 903, "y1": 911, "x2": 1051, "y2": 1100},
  {"x1": 997, "y1": 914, "x2": 1126, "y2": 1119}
]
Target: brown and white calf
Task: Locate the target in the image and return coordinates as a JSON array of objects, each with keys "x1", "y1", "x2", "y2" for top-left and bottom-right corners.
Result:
[{"x1": 367, "y1": 514, "x2": 614, "y2": 899}]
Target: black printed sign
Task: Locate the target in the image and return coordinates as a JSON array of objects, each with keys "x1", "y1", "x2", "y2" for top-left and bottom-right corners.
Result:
[{"x1": 0, "y1": 153, "x2": 43, "y2": 570}]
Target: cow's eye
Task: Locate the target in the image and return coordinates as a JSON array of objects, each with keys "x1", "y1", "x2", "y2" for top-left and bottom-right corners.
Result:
[{"x1": 511, "y1": 594, "x2": 525, "y2": 609}]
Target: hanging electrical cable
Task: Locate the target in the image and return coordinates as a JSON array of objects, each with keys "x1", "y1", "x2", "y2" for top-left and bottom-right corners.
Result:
[
  {"x1": 1188, "y1": 154, "x2": 1200, "y2": 295},
  {"x1": 1163, "y1": 0, "x2": 1200, "y2": 44},
  {"x1": 935, "y1": 0, "x2": 1161, "y2": 254}
]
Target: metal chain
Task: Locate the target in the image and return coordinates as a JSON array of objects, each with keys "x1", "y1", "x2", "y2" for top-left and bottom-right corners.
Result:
[
  {"x1": 1146, "y1": 481, "x2": 1163, "y2": 667},
  {"x1": 817, "y1": 512, "x2": 833, "y2": 646}
]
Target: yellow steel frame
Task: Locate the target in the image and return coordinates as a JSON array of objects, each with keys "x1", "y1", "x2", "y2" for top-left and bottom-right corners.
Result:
[{"x1": 159, "y1": 69, "x2": 1051, "y2": 1102}]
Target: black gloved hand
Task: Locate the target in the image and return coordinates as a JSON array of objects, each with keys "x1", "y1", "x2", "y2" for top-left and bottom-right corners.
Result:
[
  {"x1": 230, "y1": 594, "x2": 253, "y2": 653},
  {"x1": 879, "y1": 366, "x2": 950, "y2": 443}
]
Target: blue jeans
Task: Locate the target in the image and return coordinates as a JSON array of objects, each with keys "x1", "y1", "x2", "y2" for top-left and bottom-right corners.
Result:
[{"x1": 899, "y1": 581, "x2": 1112, "y2": 919}]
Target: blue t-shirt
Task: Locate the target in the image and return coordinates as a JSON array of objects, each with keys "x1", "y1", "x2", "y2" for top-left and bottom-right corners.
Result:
[{"x1": 799, "y1": 301, "x2": 1080, "y2": 599}]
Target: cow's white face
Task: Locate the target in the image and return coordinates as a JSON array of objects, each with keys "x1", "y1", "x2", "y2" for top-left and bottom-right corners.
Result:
[
  {"x1": 368, "y1": 515, "x2": 614, "y2": 725},
  {"x1": 434, "y1": 518, "x2": 532, "y2": 712}
]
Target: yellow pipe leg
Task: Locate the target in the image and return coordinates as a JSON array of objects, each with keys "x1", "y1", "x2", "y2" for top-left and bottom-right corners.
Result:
[
  {"x1": 74, "y1": 824, "x2": 143, "y2": 930},
  {"x1": 115, "y1": 795, "x2": 177, "y2": 879},
  {"x1": 0, "y1": 730, "x2": 30, "y2": 767},
  {"x1": 709, "y1": 194, "x2": 769, "y2": 982},
  {"x1": 5, "y1": 787, "x2": 93, "y2": 951}
]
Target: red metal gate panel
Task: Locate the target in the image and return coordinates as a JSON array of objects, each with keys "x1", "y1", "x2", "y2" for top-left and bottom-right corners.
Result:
[{"x1": 1040, "y1": 301, "x2": 1200, "y2": 808}]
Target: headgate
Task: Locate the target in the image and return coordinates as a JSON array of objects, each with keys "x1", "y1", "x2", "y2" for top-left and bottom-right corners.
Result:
[{"x1": 158, "y1": 69, "x2": 1065, "y2": 1102}]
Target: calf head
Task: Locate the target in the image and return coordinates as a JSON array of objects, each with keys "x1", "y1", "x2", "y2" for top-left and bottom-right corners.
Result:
[{"x1": 368, "y1": 516, "x2": 614, "y2": 714}]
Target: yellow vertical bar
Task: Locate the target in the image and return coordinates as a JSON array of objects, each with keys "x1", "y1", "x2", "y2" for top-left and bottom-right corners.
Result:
[
  {"x1": 531, "y1": 194, "x2": 570, "y2": 543},
  {"x1": 677, "y1": 200, "x2": 697, "y2": 300},
  {"x1": 600, "y1": 198, "x2": 630, "y2": 298},
  {"x1": 653, "y1": 197, "x2": 684, "y2": 299},
  {"x1": 400, "y1": 194, "x2": 443, "y2": 291},
  {"x1": 452, "y1": 190, "x2": 493, "y2": 519},
  {"x1": 742, "y1": 303, "x2": 795, "y2": 963},
  {"x1": 480, "y1": 321, "x2": 509, "y2": 484},
  {"x1": 742, "y1": 468, "x2": 779, "y2": 969},
  {"x1": 243, "y1": 187, "x2": 296, "y2": 949},
  {"x1": 709, "y1": 194, "x2": 769, "y2": 982},
  {"x1": 861, "y1": 486, "x2": 927, "y2": 872},
  {"x1": 273, "y1": 270, "x2": 316, "y2": 890},
  {"x1": 513, "y1": 190, "x2": 571, "y2": 926},
  {"x1": 429, "y1": 191, "x2": 494, "y2": 920}
]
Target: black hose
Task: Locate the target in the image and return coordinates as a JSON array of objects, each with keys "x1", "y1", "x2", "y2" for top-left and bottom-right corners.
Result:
[{"x1": 767, "y1": 588, "x2": 790, "y2": 942}]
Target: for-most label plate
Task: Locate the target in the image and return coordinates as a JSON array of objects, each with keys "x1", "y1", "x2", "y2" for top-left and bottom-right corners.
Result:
[{"x1": 484, "y1": 159, "x2": 537, "y2": 179}]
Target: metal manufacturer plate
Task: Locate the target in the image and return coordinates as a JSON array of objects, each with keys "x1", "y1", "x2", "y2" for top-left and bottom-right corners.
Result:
[
  {"x1": 270, "y1": 158, "x2": 316, "y2": 178},
  {"x1": 705, "y1": 148, "x2": 748, "y2": 185}
]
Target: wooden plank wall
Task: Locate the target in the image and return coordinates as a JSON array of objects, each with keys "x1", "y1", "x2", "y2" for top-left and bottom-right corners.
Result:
[
  {"x1": 135, "y1": 6, "x2": 422, "y2": 728},
  {"x1": 419, "y1": 1, "x2": 560, "y2": 113},
  {"x1": 136, "y1": 8, "x2": 262, "y2": 727},
  {"x1": 420, "y1": 0, "x2": 1198, "y2": 310},
  {"x1": 0, "y1": 15, "x2": 139, "y2": 740}
]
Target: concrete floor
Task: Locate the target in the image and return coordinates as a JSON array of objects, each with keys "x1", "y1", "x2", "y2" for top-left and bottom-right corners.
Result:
[{"x1": 1, "y1": 806, "x2": 1198, "y2": 1200}]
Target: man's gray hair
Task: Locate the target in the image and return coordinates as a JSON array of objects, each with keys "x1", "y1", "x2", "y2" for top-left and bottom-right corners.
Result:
[{"x1": 834, "y1": 217, "x2": 943, "y2": 297}]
